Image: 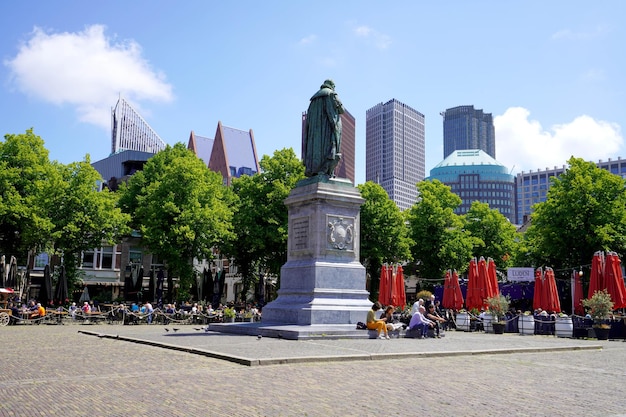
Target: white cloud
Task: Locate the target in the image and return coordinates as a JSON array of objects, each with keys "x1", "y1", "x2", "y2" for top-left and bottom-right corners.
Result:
[
  {"x1": 353, "y1": 24, "x2": 391, "y2": 50},
  {"x1": 551, "y1": 25, "x2": 609, "y2": 41},
  {"x1": 495, "y1": 107, "x2": 623, "y2": 174},
  {"x1": 4, "y1": 24, "x2": 173, "y2": 129},
  {"x1": 298, "y1": 34, "x2": 317, "y2": 45},
  {"x1": 354, "y1": 26, "x2": 372, "y2": 37},
  {"x1": 580, "y1": 68, "x2": 605, "y2": 82}
]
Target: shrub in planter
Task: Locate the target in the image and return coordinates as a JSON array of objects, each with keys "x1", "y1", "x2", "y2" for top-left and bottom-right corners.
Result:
[
  {"x1": 416, "y1": 290, "x2": 433, "y2": 304},
  {"x1": 485, "y1": 294, "x2": 510, "y2": 333},
  {"x1": 222, "y1": 307, "x2": 236, "y2": 322},
  {"x1": 583, "y1": 290, "x2": 614, "y2": 339}
]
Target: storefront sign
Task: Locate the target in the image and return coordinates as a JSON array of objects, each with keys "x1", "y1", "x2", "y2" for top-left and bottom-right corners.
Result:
[{"x1": 507, "y1": 267, "x2": 534, "y2": 282}]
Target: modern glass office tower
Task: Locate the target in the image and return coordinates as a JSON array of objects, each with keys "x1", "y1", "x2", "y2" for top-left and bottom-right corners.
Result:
[
  {"x1": 111, "y1": 96, "x2": 166, "y2": 154},
  {"x1": 365, "y1": 99, "x2": 425, "y2": 211},
  {"x1": 442, "y1": 105, "x2": 495, "y2": 159},
  {"x1": 429, "y1": 150, "x2": 515, "y2": 223}
]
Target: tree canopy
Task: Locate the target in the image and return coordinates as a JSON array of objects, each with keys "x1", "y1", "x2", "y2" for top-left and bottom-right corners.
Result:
[
  {"x1": 462, "y1": 201, "x2": 518, "y2": 267},
  {"x1": 0, "y1": 129, "x2": 55, "y2": 261},
  {"x1": 407, "y1": 180, "x2": 475, "y2": 281},
  {"x1": 1, "y1": 130, "x2": 129, "y2": 286},
  {"x1": 118, "y1": 143, "x2": 233, "y2": 297},
  {"x1": 524, "y1": 156, "x2": 626, "y2": 270},
  {"x1": 46, "y1": 158, "x2": 131, "y2": 279},
  {"x1": 224, "y1": 148, "x2": 305, "y2": 301},
  {"x1": 358, "y1": 181, "x2": 412, "y2": 298}
]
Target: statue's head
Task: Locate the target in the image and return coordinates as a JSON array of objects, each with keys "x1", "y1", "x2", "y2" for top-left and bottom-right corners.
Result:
[{"x1": 321, "y1": 79, "x2": 335, "y2": 90}]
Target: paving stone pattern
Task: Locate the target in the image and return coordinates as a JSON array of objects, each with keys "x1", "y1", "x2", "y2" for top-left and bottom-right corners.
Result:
[{"x1": 1, "y1": 323, "x2": 625, "y2": 416}]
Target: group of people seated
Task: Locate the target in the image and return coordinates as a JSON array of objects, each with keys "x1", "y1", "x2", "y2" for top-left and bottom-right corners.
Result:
[
  {"x1": 2, "y1": 300, "x2": 46, "y2": 324},
  {"x1": 407, "y1": 297, "x2": 447, "y2": 338},
  {"x1": 108, "y1": 301, "x2": 262, "y2": 325},
  {"x1": 366, "y1": 295, "x2": 449, "y2": 339}
]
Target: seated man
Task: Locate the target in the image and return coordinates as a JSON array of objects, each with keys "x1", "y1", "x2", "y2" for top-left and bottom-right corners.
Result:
[
  {"x1": 8, "y1": 302, "x2": 19, "y2": 322},
  {"x1": 476, "y1": 308, "x2": 486, "y2": 332},
  {"x1": 30, "y1": 302, "x2": 46, "y2": 323},
  {"x1": 164, "y1": 303, "x2": 177, "y2": 324},
  {"x1": 425, "y1": 303, "x2": 447, "y2": 337},
  {"x1": 408, "y1": 305, "x2": 435, "y2": 338}
]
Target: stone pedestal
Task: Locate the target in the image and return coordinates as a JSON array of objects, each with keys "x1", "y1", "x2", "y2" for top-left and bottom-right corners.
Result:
[{"x1": 261, "y1": 177, "x2": 372, "y2": 325}]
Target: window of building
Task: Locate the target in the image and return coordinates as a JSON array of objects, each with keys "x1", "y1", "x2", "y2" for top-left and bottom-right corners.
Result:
[
  {"x1": 129, "y1": 249, "x2": 142, "y2": 265},
  {"x1": 34, "y1": 253, "x2": 49, "y2": 270},
  {"x1": 82, "y1": 251, "x2": 95, "y2": 268},
  {"x1": 101, "y1": 246, "x2": 114, "y2": 269}
]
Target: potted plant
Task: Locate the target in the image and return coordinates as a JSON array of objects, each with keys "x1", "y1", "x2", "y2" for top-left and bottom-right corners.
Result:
[
  {"x1": 416, "y1": 290, "x2": 433, "y2": 305},
  {"x1": 582, "y1": 289, "x2": 614, "y2": 340},
  {"x1": 222, "y1": 307, "x2": 236, "y2": 323},
  {"x1": 485, "y1": 294, "x2": 510, "y2": 334}
]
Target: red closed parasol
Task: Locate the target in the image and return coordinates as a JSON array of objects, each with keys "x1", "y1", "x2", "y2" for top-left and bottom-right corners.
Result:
[
  {"x1": 466, "y1": 258, "x2": 482, "y2": 310},
  {"x1": 477, "y1": 256, "x2": 490, "y2": 309},
  {"x1": 572, "y1": 270, "x2": 585, "y2": 315},
  {"x1": 588, "y1": 251, "x2": 605, "y2": 299},
  {"x1": 442, "y1": 270, "x2": 452, "y2": 308},
  {"x1": 533, "y1": 267, "x2": 543, "y2": 311},
  {"x1": 378, "y1": 264, "x2": 391, "y2": 306},
  {"x1": 487, "y1": 257, "x2": 500, "y2": 298},
  {"x1": 604, "y1": 252, "x2": 626, "y2": 309},
  {"x1": 390, "y1": 264, "x2": 406, "y2": 308},
  {"x1": 542, "y1": 267, "x2": 561, "y2": 313},
  {"x1": 451, "y1": 269, "x2": 464, "y2": 310}
]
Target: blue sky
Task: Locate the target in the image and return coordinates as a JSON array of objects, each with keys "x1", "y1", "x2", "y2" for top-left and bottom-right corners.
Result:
[{"x1": 1, "y1": 1, "x2": 625, "y2": 185}]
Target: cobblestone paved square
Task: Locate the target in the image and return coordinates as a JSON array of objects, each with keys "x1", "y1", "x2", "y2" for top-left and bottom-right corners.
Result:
[{"x1": 1, "y1": 324, "x2": 625, "y2": 416}]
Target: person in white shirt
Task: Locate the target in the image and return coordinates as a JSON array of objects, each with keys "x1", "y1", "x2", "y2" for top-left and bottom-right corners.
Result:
[{"x1": 410, "y1": 299, "x2": 424, "y2": 316}]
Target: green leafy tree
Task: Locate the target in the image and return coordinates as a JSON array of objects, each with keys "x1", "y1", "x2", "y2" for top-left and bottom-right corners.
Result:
[
  {"x1": 118, "y1": 143, "x2": 234, "y2": 299},
  {"x1": 224, "y1": 148, "x2": 305, "y2": 301},
  {"x1": 45, "y1": 158, "x2": 131, "y2": 283},
  {"x1": 525, "y1": 156, "x2": 626, "y2": 270},
  {"x1": 358, "y1": 181, "x2": 412, "y2": 299},
  {"x1": 0, "y1": 129, "x2": 55, "y2": 262},
  {"x1": 462, "y1": 201, "x2": 518, "y2": 267},
  {"x1": 407, "y1": 180, "x2": 476, "y2": 282}
]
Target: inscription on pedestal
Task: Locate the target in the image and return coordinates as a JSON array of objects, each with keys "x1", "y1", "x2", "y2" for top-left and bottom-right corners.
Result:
[
  {"x1": 291, "y1": 217, "x2": 310, "y2": 250},
  {"x1": 327, "y1": 215, "x2": 355, "y2": 251}
]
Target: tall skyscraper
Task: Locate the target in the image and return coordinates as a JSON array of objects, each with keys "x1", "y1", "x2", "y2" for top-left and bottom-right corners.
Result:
[
  {"x1": 301, "y1": 109, "x2": 356, "y2": 184},
  {"x1": 442, "y1": 105, "x2": 495, "y2": 159},
  {"x1": 365, "y1": 99, "x2": 425, "y2": 211}
]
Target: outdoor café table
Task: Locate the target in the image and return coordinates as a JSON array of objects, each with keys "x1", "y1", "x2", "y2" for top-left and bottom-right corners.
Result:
[
  {"x1": 48, "y1": 310, "x2": 67, "y2": 324},
  {"x1": 82, "y1": 311, "x2": 107, "y2": 324},
  {"x1": 19, "y1": 310, "x2": 34, "y2": 324},
  {"x1": 207, "y1": 313, "x2": 221, "y2": 323},
  {"x1": 101, "y1": 304, "x2": 115, "y2": 313}
]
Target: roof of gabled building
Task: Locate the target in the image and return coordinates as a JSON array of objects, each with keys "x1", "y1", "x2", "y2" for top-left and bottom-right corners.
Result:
[
  {"x1": 208, "y1": 121, "x2": 260, "y2": 185},
  {"x1": 187, "y1": 131, "x2": 214, "y2": 166}
]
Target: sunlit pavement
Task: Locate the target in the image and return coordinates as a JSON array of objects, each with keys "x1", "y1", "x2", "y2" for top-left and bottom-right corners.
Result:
[{"x1": 2, "y1": 323, "x2": 625, "y2": 416}]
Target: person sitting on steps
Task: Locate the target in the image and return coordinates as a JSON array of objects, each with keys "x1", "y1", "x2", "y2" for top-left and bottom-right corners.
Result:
[{"x1": 366, "y1": 302, "x2": 390, "y2": 340}]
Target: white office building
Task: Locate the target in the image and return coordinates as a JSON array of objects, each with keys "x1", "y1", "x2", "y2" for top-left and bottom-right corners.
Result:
[{"x1": 365, "y1": 99, "x2": 425, "y2": 211}]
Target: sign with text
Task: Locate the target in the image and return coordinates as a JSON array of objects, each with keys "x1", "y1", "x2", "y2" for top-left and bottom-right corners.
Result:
[{"x1": 507, "y1": 267, "x2": 535, "y2": 282}]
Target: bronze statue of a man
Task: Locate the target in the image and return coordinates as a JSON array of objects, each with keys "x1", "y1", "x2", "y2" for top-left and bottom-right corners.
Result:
[{"x1": 303, "y1": 79, "x2": 344, "y2": 177}]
